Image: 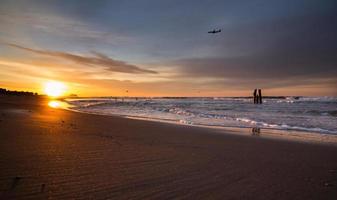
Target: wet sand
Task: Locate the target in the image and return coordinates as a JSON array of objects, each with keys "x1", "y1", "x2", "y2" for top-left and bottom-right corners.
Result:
[{"x1": 0, "y1": 96, "x2": 337, "y2": 199}]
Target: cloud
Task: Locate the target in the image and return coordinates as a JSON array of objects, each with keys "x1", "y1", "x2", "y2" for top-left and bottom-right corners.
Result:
[
  {"x1": 7, "y1": 43, "x2": 157, "y2": 74},
  {"x1": 168, "y1": 12, "x2": 337, "y2": 87},
  {"x1": 173, "y1": 54, "x2": 337, "y2": 80},
  {"x1": 0, "y1": 12, "x2": 132, "y2": 45}
]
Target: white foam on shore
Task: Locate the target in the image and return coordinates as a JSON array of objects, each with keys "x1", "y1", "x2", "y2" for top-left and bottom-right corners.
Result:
[
  {"x1": 59, "y1": 97, "x2": 337, "y2": 143},
  {"x1": 123, "y1": 115, "x2": 337, "y2": 145}
]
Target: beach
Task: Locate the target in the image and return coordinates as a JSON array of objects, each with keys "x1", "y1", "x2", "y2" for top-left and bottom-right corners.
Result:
[{"x1": 1, "y1": 96, "x2": 337, "y2": 199}]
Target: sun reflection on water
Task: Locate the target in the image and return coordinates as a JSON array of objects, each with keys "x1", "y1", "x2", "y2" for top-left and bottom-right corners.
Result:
[
  {"x1": 48, "y1": 100, "x2": 61, "y2": 108},
  {"x1": 48, "y1": 100, "x2": 71, "y2": 109}
]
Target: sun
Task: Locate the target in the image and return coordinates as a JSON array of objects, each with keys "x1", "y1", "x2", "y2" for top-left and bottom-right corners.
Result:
[{"x1": 44, "y1": 81, "x2": 67, "y2": 97}]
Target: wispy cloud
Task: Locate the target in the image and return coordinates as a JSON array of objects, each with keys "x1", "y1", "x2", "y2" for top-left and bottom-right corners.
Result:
[
  {"x1": 0, "y1": 12, "x2": 131, "y2": 45},
  {"x1": 7, "y1": 43, "x2": 157, "y2": 74}
]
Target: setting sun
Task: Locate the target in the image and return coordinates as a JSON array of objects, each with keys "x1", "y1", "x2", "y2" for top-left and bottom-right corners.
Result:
[{"x1": 44, "y1": 81, "x2": 67, "y2": 97}]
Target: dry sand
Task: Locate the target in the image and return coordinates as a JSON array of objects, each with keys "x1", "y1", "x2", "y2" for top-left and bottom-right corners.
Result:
[{"x1": 0, "y1": 96, "x2": 337, "y2": 199}]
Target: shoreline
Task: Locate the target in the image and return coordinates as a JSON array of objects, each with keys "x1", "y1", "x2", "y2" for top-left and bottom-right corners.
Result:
[
  {"x1": 1, "y1": 96, "x2": 337, "y2": 199},
  {"x1": 125, "y1": 116, "x2": 337, "y2": 145},
  {"x1": 59, "y1": 99, "x2": 337, "y2": 145}
]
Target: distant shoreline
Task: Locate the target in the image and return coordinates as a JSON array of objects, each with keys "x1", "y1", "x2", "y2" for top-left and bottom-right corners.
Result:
[
  {"x1": 3, "y1": 87, "x2": 337, "y2": 99},
  {"x1": 0, "y1": 95, "x2": 296, "y2": 99}
]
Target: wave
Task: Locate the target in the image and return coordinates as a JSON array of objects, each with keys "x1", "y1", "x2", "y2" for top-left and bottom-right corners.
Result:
[
  {"x1": 234, "y1": 117, "x2": 337, "y2": 134},
  {"x1": 305, "y1": 110, "x2": 337, "y2": 117},
  {"x1": 295, "y1": 96, "x2": 337, "y2": 103},
  {"x1": 66, "y1": 97, "x2": 337, "y2": 135}
]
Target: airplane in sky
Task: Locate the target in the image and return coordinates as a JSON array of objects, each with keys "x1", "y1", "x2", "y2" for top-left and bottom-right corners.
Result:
[{"x1": 208, "y1": 29, "x2": 221, "y2": 34}]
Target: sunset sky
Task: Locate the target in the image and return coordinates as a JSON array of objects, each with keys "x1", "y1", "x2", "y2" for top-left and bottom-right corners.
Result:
[{"x1": 0, "y1": 0, "x2": 336, "y2": 97}]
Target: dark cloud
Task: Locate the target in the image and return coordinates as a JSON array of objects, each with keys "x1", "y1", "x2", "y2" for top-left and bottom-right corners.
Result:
[
  {"x1": 172, "y1": 12, "x2": 337, "y2": 85},
  {"x1": 7, "y1": 43, "x2": 157, "y2": 74}
]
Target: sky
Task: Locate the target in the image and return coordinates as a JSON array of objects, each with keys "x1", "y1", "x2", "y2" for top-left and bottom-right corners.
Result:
[{"x1": 0, "y1": 0, "x2": 336, "y2": 97}]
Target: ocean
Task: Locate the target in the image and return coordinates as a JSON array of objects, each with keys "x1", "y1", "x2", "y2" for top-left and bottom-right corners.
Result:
[{"x1": 65, "y1": 97, "x2": 337, "y2": 135}]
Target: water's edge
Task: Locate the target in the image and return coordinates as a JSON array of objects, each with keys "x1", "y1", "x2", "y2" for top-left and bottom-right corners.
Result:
[
  {"x1": 64, "y1": 97, "x2": 337, "y2": 135},
  {"x1": 56, "y1": 100, "x2": 337, "y2": 145}
]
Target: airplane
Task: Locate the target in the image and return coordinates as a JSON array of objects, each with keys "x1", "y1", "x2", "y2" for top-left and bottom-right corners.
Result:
[{"x1": 208, "y1": 29, "x2": 221, "y2": 34}]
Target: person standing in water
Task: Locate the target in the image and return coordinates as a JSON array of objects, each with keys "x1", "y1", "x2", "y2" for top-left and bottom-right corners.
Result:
[
  {"x1": 253, "y1": 89, "x2": 258, "y2": 104},
  {"x1": 258, "y1": 89, "x2": 262, "y2": 104}
]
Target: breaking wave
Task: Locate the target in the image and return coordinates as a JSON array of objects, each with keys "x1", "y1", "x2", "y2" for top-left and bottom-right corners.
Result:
[{"x1": 66, "y1": 97, "x2": 337, "y2": 135}]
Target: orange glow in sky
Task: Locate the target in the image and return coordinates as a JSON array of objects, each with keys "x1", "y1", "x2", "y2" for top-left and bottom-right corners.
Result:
[{"x1": 0, "y1": 0, "x2": 336, "y2": 97}]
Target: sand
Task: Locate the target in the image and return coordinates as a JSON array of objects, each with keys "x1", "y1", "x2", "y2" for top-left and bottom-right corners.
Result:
[{"x1": 0, "y1": 96, "x2": 337, "y2": 199}]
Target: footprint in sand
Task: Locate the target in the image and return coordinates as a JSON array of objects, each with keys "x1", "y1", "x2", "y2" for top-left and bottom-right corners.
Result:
[{"x1": 10, "y1": 176, "x2": 23, "y2": 190}]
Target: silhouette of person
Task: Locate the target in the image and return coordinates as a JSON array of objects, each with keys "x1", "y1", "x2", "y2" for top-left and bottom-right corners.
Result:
[
  {"x1": 253, "y1": 89, "x2": 257, "y2": 104},
  {"x1": 258, "y1": 89, "x2": 262, "y2": 104}
]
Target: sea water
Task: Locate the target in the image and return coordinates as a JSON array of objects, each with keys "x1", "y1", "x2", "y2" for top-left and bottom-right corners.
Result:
[{"x1": 66, "y1": 97, "x2": 337, "y2": 135}]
